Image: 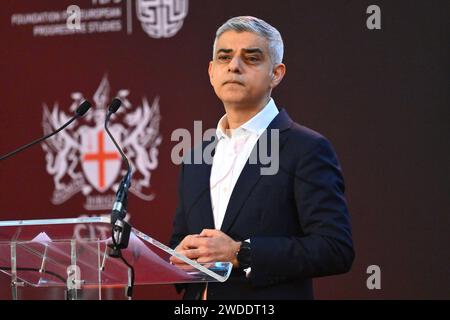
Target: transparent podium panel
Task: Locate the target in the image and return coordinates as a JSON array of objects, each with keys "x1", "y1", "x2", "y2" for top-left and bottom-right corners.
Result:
[
  {"x1": 0, "y1": 217, "x2": 232, "y2": 300},
  {"x1": 0, "y1": 238, "x2": 104, "y2": 300}
]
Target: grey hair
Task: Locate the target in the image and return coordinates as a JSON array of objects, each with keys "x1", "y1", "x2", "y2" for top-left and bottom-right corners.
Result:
[{"x1": 213, "y1": 16, "x2": 284, "y2": 64}]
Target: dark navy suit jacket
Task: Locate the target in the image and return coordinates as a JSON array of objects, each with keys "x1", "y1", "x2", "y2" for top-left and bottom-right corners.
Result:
[{"x1": 169, "y1": 109, "x2": 354, "y2": 300}]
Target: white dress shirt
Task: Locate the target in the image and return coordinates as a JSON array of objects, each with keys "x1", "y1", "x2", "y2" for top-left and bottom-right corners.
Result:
[{"x1": 210, "y1": 98, "x2": 279, "y2": 230}]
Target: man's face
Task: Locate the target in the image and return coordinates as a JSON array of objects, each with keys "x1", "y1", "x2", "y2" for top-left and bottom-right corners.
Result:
[{"x1": 208, "y1": 31, "x2": 283, "y2": 109}]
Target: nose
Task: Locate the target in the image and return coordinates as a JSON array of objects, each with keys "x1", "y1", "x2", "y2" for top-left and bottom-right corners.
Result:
[{"x1": 228, "y1": 56, "x2": 242, "y2": 73}]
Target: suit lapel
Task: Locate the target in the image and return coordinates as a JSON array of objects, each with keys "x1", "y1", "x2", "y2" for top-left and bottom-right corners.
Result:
[
  {"x1": 195, "y1": 139, "x2": 217, "y2": 230},
  {"x1": 220, "y1": 109, "x2": 293, "y2": 233}
]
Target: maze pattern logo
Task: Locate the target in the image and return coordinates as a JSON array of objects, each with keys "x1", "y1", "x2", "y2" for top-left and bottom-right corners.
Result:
[{"x1": 136, "y1": 0, "x2": 189, "y2": 38}]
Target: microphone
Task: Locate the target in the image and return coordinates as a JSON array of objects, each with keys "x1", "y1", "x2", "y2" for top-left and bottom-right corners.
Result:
[
  {"x1": 108, "y1": 98, "x2": 122, "y2": 114},
  {"x1": 0, "y1": 100, "x2": 91, "y2": 161},
  {"x1": 104, "y1": 98, "x2": 132, "y2": 249}
]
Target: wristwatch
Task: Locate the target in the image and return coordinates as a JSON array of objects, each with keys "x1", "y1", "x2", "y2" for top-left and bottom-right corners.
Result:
[{"x1": 236, "y1": 241, "x2": 251, "y2": 269}]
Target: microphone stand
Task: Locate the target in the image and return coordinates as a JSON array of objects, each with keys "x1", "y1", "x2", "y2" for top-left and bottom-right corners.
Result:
[
  {"x1": 0, "y1": 101, "x2": 91, "y2": 161},
  {"x1": 104, "y1": 110, "x2": 132, "y2": 256},
  {"x1": 103, "y1": 99, "x2": 134, "y2": 299}
]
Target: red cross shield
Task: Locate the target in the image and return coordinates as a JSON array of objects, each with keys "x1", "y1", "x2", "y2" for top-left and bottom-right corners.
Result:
[{"x1": 80, "y1": 128, "x2": 121, "y2": 193}]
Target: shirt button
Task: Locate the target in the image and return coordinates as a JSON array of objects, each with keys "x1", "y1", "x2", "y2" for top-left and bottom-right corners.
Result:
[{"x1": 223, "y1": 187, "x2": 228, "y2": 193}]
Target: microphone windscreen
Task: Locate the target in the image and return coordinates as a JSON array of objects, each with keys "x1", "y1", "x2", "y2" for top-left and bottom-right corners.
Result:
[
  {"x1": 108, "y1": 98, "x2": 122, "y2": 114},
  {"x1": 75, "y1": 100, "x2": 92, "y2": 117}
]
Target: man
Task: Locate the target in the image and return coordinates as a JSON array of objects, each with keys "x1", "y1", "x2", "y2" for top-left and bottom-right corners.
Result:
[{"x1": 169, "y1": 16, "x2": 354, "y2": 299}]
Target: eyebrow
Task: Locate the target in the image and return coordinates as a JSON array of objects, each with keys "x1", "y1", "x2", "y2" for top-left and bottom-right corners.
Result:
[
  {"x1": 242, "y1": 48, "x2": 263, "y2": 55},
  {"x1": 216, "y1": 48, "x2": 264, "y2": 55},
  {"x1": 216, "y1": 49, "x2": 233, "y2": 54}
]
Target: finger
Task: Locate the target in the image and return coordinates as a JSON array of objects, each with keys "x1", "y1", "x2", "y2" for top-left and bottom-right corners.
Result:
[
  {"x1": 200, "y1": 229, "x2": 220, "y2": 237},
  {"x1": 187, "y1": 236, "x2": 210, "y2": 249},
  {"x1": 179, "y1": 234, "x2": 200, "y2": 249},
  {"x1": 183, "y1": 248, "x2": 201, "y2": 260},
  {"x1": 169, "y1": 256, "x2": 192, "y2": 270},
  {"x1": 170, "y1": 254, "x2": 186, "y2": 265},
  {"x1": 196, "y1": 256, "x2": 214, "y2": 264}
]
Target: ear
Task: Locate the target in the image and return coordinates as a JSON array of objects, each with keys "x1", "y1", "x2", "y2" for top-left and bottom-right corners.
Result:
[
  {"x1": 270, "y1": 63, "x2": 286, "y2": 89},
  {"x1": 208, "y1": 61, "x2": 214, "y2": 85}
]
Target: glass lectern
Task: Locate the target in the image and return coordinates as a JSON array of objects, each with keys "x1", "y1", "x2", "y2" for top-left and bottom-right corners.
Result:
[{"x1": 0, "y1": 216, "x2": 232, "y2": 300}]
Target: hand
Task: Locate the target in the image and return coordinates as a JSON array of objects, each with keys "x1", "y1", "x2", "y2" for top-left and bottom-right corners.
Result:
[
  {"x1": 169, "y1": 234, "x2": 201, "y2": 270},
  {"x1": 169, "y1": 229, "x2": 241, "y2": 268}
]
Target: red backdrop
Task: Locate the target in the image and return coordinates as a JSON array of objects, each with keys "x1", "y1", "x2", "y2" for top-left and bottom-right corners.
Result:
[{"x1": 0, "y1": 0, "x2": 449, "y2": 299}]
